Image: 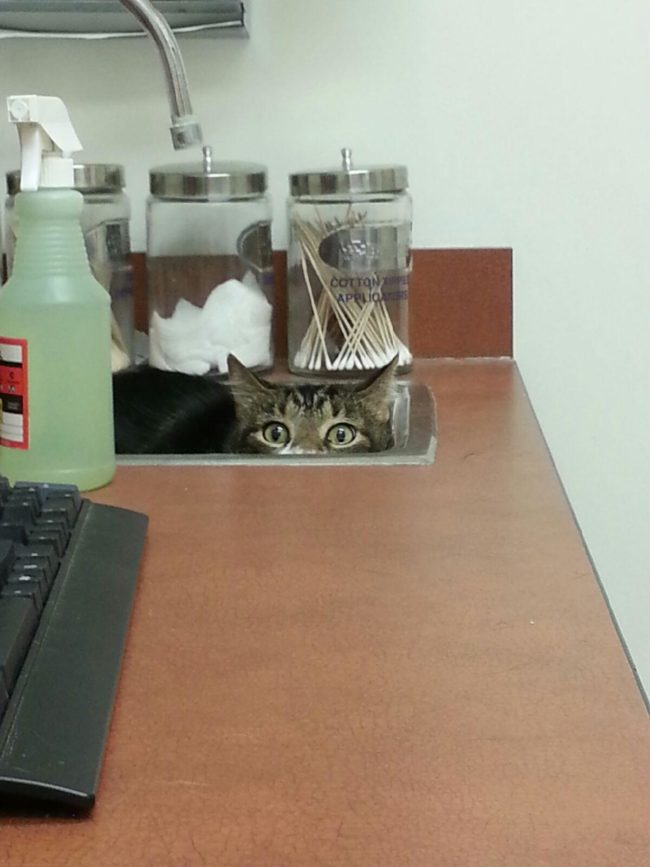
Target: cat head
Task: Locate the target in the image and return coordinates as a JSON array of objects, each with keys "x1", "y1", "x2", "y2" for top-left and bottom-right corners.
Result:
[{"x1": 227, "y1": 355, "x2": 398, "y2": 455}]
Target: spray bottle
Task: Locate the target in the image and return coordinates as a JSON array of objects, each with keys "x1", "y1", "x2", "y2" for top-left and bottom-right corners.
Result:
[{"x1": 0, "y1": 95, "x2": 115, "y2": 490}]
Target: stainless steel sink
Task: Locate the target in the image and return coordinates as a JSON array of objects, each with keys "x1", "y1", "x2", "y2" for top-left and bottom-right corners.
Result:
[{"x1": 117, "y1": 381, "x2": 437, "y2": 467}]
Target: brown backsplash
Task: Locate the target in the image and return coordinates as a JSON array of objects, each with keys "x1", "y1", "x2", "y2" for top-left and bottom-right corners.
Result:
[{"x1": 134, "y1": 248, "x2": 512, "y2": 359}]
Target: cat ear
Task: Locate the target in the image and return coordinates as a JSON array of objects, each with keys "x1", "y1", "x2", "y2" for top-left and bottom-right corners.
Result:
[
  {"x1": 354, "y1": 355, "x2": 399, "y2": 416},
  {"x1": 227, "y1": 354, "x2": 273, "y2": 406}
]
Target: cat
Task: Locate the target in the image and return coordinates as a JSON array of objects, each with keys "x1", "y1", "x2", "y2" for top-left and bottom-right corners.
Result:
[{"x1": 113, "y1": 354, "x2": 398, "y2": 455}]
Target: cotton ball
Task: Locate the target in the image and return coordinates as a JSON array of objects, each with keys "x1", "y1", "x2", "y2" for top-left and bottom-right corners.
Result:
[
  {"x1": 239, "y1": 275, "x2": 273, "y2": 328},
  {"x1": 149, "y1": 278, "x2": 272, "y2": 374},
  {"x1": 202, "y1": 278, "x2": 272, "y2": 346},
  {"x1": 229, "y1": 325, "x2": 273, "y2": 369},
  {"x1": 151, "y1": 302, "x2": 214, "y2": 367},
  {"x1": 207, "y1": 345, "x2": 231, "y2": 374},
  {"x1": 163, "y1": 335, "x2": 212, "y2": 366},
  {"x1": 154, "y1": 299, "x2": 202, "y2": 341},
  {"x1": 173, "y1": 297, "x2": 203, "y2": 323},
  {"x1": 201, "y1": 281, "x2": 242, "y2": 346},
  {"x1": 148, "y1": 312, "x2": 173, "y2": 370},
  {"x1": 172, "y1": 358, "x2": 211, "y2": 376},
  {"x1": 202, "y1": 279, "x2": 272, "y2": 360}
]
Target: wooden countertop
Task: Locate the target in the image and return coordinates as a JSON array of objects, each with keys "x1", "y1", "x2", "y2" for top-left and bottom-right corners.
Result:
[{"x1": 2, "y1": 360, "x2": 649, "y2": 866}]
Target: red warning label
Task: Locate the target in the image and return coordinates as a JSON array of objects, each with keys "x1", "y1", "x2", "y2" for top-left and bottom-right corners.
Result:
[{"x1": 0, "y1": 337, "x2": 29, "y2": 449}]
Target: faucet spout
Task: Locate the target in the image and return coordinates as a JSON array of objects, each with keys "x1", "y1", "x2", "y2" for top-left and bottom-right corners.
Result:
[{"x1": 118, "y1": 0, "x2": 203, "y2": 150}]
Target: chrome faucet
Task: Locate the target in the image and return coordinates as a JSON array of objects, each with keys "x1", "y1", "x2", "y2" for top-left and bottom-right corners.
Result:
[{"x1": 118, "y1": 0, "x2": 203, "y2": 150}]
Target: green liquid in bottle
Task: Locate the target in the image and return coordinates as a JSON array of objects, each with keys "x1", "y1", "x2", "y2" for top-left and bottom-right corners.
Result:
[{"x1": 0, "y1": 190, "x2": 115, "y2": 490}]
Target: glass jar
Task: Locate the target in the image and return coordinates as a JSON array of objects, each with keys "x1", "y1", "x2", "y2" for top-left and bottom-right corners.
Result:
[
  {"x1": 287, "y1": 148, "x2": 412, "y2": 377},
  {"x1": 5, "y1": 164, "x2": 135, "y2": 364},
  {"x1": 146, "y1": 148, "x2": 274, "y2": 376}
]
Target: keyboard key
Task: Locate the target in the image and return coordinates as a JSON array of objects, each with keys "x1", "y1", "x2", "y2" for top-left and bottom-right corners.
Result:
[
  {"x1": 1, "y1": 582, "x2": 45, "y2": 613},
  {"x1": 15, "y1": 544, "x2": 59, "y2": 580},
  {"x1": 35, "y1": 520, "x2": 70, "y2": 559},
  {"x1": 40, "y1": 497, "x2": 79, "y2": 530},
  {"x1": 0, "y1": 595, "x2": 38, "y2": 692},
  {"x1": 16, "y1": 483, "x2": 81, "y2": 513},
  {"x1": 11, "y1": 484, "x2": 49, "y2": 509},
  {"x1": 35, "y1": 516, "x2": 69, "y2": 538},
  {"x1": 7, "y1": 570, "x2": 49, "y2": 605},
  {"x1": 43, "y1": 485, "x2": 82, "y2": 511},
  {"x1": 9, "y1": 561, "x2": 48, "y2": 589},
  {"x1": 0, "y1": 522, "x2": 29, "y2": 545},
  {"x1": 12, "y1": 482, "x2": 46, "y2": 504},
  {"x1": 0, "y1": 541, "x2": 15, "y2": 584},
  {"x1": 27, "y1": 528, "x2": 67, "y2": 558},
  {"x1": 2, "y1": 501, "x2": 37, "y2": 525},
  {"x1": 7, "y1": 486, "x2": 42, "y2": 507}
]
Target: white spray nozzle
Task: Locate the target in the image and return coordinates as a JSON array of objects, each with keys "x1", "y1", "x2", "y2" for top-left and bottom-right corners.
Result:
[{"x1": 7, "y1": 95, "x2": 82, "y2": 191}]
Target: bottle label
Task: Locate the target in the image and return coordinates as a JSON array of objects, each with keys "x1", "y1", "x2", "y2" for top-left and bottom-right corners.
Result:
[{"x1": 0, "y1": 337, "x2": 29, "y2": 449}]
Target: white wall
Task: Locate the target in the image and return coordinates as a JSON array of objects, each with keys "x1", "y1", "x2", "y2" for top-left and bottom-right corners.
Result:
[{"x1": 0, "y1": 1, "x2": 648, "y2": 694}]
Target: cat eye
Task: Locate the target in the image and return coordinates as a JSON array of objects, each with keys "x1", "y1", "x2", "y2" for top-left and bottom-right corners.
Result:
[
  {"x1": 326, "y1": 423, "x2": 357, "y2": 447},
  {"x1": 262, "y1": 422, "x2": 290, "y2": 446}
]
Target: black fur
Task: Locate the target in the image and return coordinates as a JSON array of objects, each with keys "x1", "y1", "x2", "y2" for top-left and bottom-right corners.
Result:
[{"x1": 113, "y1": 367, "x2": 237, "y2": 454}]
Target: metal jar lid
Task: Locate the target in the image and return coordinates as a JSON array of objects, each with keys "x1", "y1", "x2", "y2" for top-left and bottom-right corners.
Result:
[
  {"x1": 6, "y1": 163, "x2": 125, "y2": 195},
  {"x1": 150, "y1": 146, "x2": 267, "y2": 200},
  {"x1": 289, "y1": 148, "x2": 408, "y2": 197}
]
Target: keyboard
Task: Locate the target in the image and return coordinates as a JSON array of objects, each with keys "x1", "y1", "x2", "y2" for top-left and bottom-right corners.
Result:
[{"x1": 0, "y1": 475, "x2": 148, "y2": 810}]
